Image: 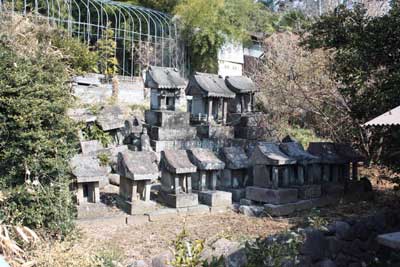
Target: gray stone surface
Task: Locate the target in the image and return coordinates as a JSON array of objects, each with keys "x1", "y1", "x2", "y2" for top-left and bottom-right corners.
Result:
[
  {"x1": 177, "y1": 204, "x2": 210, "y2": 215},
  {"x1": 301, "y1": 230, "x2": 329, "y2": 261},
  {"x1": 239, "y1": 205, "x2": 264, "y2": 217},
  {"x1": 118, "y1": 151, "x2": 159, "y2": 181},
  {"x1": 225, "y1": 76, "x2": 256, "y2": 93},
  {"x1": 145, "y1": 66, "x2": 186, "y2": 89},
  {"x1": 188, "y1": 148, "x2": 225, "y2": 170},
  {"x1": 145, "y1": 110, "x2": 191, "y2": 128},
  {"x1": 149, "y1": 126, "x2": 197, "y2": 141},
  {"x1": 80, "y1": 140, "x2": 103, "y2": 155},
  {"x1": 279, "y1": 142, "x2": 319, "y2": 164},
  {"x1": 307, "y1": 142, "x2": 345, "y2": 164},
  {"x1": 246, "y1": 187, "x2": 298, "y2": 204},
  {"x1": 218, "y1": 187, "x2": 246, "y2": 202},
  {"x1": 198, "y1": 190, "x2": 232, "y2": 207},
  {"x1": 186, "y1": 72, "x2": 236, "y2": 98},
  {"x1": 70, "y1": 154, "x2": 108, "y2": 182},
  {"x1": 161, "y1": 150, "x2": 197, "y2": 174},
  {"x1": 151, "y1": 251, "x2": 174, "y2": 267},
  {"x1": 196, "y1": 125, "x2": 235, "y2": 140},
  {"x1": 315, "y1": 259, "x2": 336, "y2": 267},
  {"x1": 97, "y1": 106, "x2": 126, "y2": 131},
  {"x1": 292, "y1": 185, "x2": 322, "y2": 199},
  {"x1": 335, "y1": 221, "x2": 352, "y2": 240},
  {"x1": 201, "y1": 238, "x2": 247, "y2": 267},
  {"x1": 264, "y1": 202, "x2": 296, "y2": 216},
  {"x1": 159, "y1": 191, "x2": 199, "y2": 208},
  {"x1": 322, "y1": 183, "x2": 345, "y2": 196},
  {"x1": 128, "y1": 260, "x2": 149, "y2": 267},
  {"x1": 108, "y1": 173, "x2": 120, "y2": 186},
  {"x1": 221, "y1": 147, "x2": 249, "y2": 170},
  {"x1": 249, "y1": 143, "x2": 297, "y2": 166},
  {"x1": 239, "y1": 198, "x2": 255, "y2": 206}
]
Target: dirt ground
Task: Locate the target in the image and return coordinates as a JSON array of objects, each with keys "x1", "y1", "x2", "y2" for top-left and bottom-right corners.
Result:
[
  {"x1": 76, "y1": 165, "x2": 400, "y2": 265},
  {"x1": 77, "y1": 211, "x2": 291, "y2": 264}
]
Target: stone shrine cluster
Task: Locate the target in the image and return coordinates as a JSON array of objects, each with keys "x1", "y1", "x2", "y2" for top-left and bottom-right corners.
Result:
[{"x1": 68, "y1": 67, "x2": 371, "y2": 218}]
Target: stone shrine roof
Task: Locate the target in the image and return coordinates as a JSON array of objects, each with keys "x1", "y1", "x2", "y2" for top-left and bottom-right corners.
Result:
[
  {"x1": 225, "y1": 76, "x2": 257, "y2": 94},
  {"x1": 145, "y1": 66, "x2": 186, "y2": 89},
  {"x1": 97, "y1": 106, "x2": 126, "y2": 131},
  {"x1": 187, "y1": 148, "x2": 225, "y2": 171},
  {"x1": 70, "y1": 154, "x2": 108, "y2": 183},
  {"x1": 117, "y1": 151, "x2": 159, "y2": 181},
  {"x1": 186, "y1": 72, "x2": 236, "y2": 98},
  {"x1": 334, "y1": 143, "x2": 365, "y2": 163},
  {"x1": 279, "y1": 142, "x2": 319, "y2": 164},
  {"x1": 162, "y1": 150, "x2": 197, "y2": 174},
  {"x1": 250, "y1": 143, "x2": 296, "y2": 166},
  {"x1": 221, "y1": 147, "x2": 249, "y2": 170},
  {"x1": 307, "y1": 142, "x2": 346, "y2": 164}
]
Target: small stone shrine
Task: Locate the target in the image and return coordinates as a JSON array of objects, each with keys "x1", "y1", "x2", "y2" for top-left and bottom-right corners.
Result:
[
  {"x1": 219, "y1": 147, "x2": 250, "y2": 202},
  {"x1": 279, "y1": 139, "x2": 322, "y2": 199},
  {"x1": 160, "y1": 150, "x2": 199, "y2": 208},
  {"x1": 117, "y1": 151, "x2": 159, "y2": 214},
  {"x1": 225, "y1": 76, "x2": 274, "y2": 140},
  {"x1": 186, "y1": 72, "x2": 235, "y2": 139},
  {"x1": 307, "y1": 142, "x2": 365, "y2": 196},
  {"x1": 144, "y1": 66, "x2": 197, "y2": 152},
  {"x1": 246, "y1": 143, "x2": 298, "y2": 205},
  {"x1": 70, "y1": 154, "x2": 108, "y2": 204},
  {"x1": 97, "y1": 105, "x2": 126, "y2": 145},
  {"x1": 187, "y1": 148, "x2": 232, "y2": 207}
]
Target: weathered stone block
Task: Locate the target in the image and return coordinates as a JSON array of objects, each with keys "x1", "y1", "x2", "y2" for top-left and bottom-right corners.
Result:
[
  {"x1": 196, "y1": 125, "x2": 234, "y2": 139},
  {"x1": 198, "y1": 190, "x2": 232, "y2": 207},
  {"x1": 291, "y1": 185, "x2": 322, "y2": 199},
  {"x1": 322, "y1": 183, "x2": 345, "y2": 196},
  {"x1": 178, "y1": 204, "x2": 210, "y2": 215},
  {"x1": 239, "y1": 198, "x2": 256, "y2": 206},
  {"x1": 264, "y1": 203, "x2": 296, "y2": 216},
  {"x1": 150, "y1": 126, "x2": 197, "y2": 141},
  {"x1": 246, "y1": 187, "x2": 298, "y2": 204},
  {"x1": 239, "y1": 205, "x2": 264, "y2": 217},
  {"x1": 159, "y1": 191, "x2": 199, "y2": 208},
  {"x1": 294, "y1": 199, "x2": 314, "y2": 211},
  {"x1": 151, "y1": 250, "x2": 174, "y2": 267},
  {"x1": 123, "y1": 200, "x2": 157, "y2": 215},
  {"x1": 218, "y1": 187, "x2": 246, "y2": 202},
  {"x1": 145, "y1": 110, "x2": 190, "y2": 128}
]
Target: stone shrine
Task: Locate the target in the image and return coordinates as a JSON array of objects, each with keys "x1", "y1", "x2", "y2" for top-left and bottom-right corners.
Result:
[
  {"x1": 97, "y1": 105, "x2": 126, "y2": 145},
  {"x1": 117, "y1": 151, "x2": 159, "y2": 214},
  {"x1": 219, "y1": 147, "x2": 250, "y2": 202},
  {"x1": 246, "y1": 143, "x2": 298, "y2": 204},
  {"x1": 160, "y1": 150, "x2": 199, "y2": 208},
  {"x1": 144, "y1": 66, "x2": 197, "y2": 152},
  {"x1": 186, "y1": 72, "x2": 235, "y2": 139},
  {"x1": 279, "y1": 140, "x2": 322, "y2": 199},
  {"x1": 187, "y1": 148, "x2": 232, "y2": 207},
  {"x1": 225, "y1": 76, "x2": 273, "y2": 140},
  {"x1": 70, "y1": 154, "x2": 108, "y2": 204}
]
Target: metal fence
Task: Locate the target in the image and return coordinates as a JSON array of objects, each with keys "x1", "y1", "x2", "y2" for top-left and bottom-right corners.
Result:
[{"x1": 0, "y1": 0, "x2": 187, "y2": 77}]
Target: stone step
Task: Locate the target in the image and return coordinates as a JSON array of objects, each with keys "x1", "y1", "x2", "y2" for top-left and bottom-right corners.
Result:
[{"x1": 246, "y1": 187, "x2": 298, "y2": 204}]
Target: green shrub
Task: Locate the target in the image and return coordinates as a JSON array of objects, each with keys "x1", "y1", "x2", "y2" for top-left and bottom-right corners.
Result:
[
  {"x1": 82, "y1": 123, "x2": 113, "y2": 147},
  {"x1": 0, "y1": 181, "x2": 75, "y2": 236},
  {"x1": 97, "y1": 153, "x2": 111, "y2": 167},
  {"x1": 245, "y1": 230, "x2": 303, "y2": 267}
]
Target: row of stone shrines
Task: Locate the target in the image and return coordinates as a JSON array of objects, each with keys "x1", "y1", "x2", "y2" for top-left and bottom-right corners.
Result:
[
  {"x1": 70, "y1": 66, "x2": 366, "y2": 216},
  {"x1": 70, "y1": 138, "x2": 365, "y2": 214}
]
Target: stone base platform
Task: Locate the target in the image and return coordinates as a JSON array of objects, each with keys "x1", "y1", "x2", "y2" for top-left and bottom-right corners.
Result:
[
  {"x1": 239, "y1": 196, "x2": 341, "y2": 217},
  {"x1": 197, "y1": 190, "x2": 232, "y2": 207},
  {"x1": 291, "y1": 185, "x2": 322, "y2": 200},
  {"x1": 246, "y1": 187, "x2": 298, "y2": 204},
  {"x1": 217, "y1": 187, "x2": 246, "y2": 202},
  {"x1": 322, "y1": 183, "x2": 345, "y2": 196},
  {"x1": 159, "y1": 191, "x2": 199, "y2": 208},
  {"x1": 121, "y1": 200, "x2": 158, "y2": 215}
]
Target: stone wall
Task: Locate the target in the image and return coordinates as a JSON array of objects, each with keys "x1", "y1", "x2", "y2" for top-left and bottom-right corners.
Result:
[{"x1": 299, "y1": 211, "x2": 400, "y2": 267}]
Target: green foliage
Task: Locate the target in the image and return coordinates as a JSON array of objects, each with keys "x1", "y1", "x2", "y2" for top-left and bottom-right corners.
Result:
[
  {"x1": 0, "y1": 181, "x2": 75, "y2": 236},
  {"x1": 245, "y1": 230, "x2": 303, "y2": 267},
  {"x1": 0, "y1": 15, "x2": 81, "y2": 236},
  {"x1": 302, "y1": 3, "x2": 400, "y2": 164},
  {"x1": 0, "y1": 42, "x2": 78, "y2": 188},
  {"x1": 283, "y1": 125, "x2": 328, "y2": 149},
  {"x1": 306, "y1": 209, "x2": 329, "y2": 231},
  {"x1": 175, "y1": 0, "x2": 276, "y2": 72},
  {"x1": 82, "y1": 123, "x2": 113, "y2": 147},
  {"x1": 52, "y1": 31, "x2": 99, "y2": 74},
  {"x1": 170, "y1": 229, "x2": 205, "y2": 267},
  {"x1": 97, "y1": 153, "x2": 111, "y2": 167},
  {"x1": 97, "y1": 27, "x2": 118, "y2": 78},
  {"x1": 94, "y1": 246, "x2": 123, "y2": 267}
]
